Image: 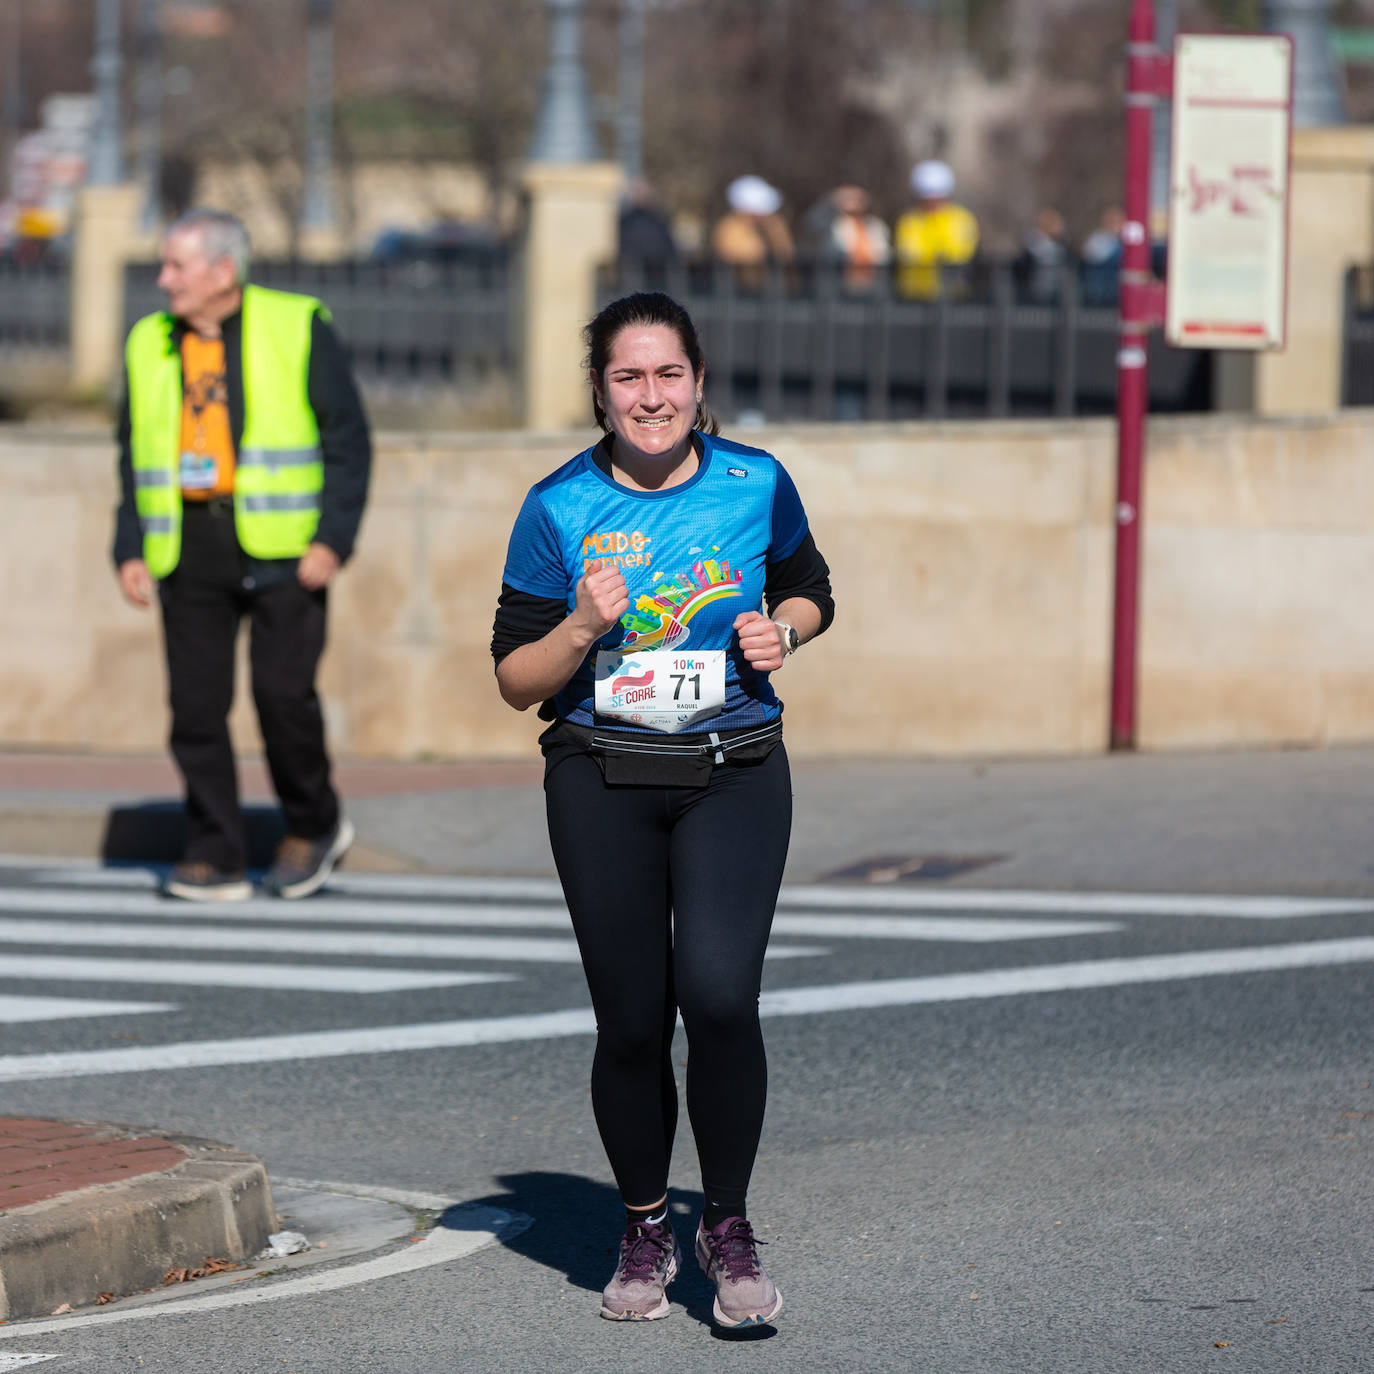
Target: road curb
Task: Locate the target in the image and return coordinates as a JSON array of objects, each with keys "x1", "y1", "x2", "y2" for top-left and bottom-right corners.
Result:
[{"x1": 0, "y1": 1128, "x2": 277, "y2": 1321}]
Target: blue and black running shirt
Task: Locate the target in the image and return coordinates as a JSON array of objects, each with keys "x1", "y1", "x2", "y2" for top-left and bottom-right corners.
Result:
[{"x1": 500, "y1": 432, "x2": 812, "y2": 732}]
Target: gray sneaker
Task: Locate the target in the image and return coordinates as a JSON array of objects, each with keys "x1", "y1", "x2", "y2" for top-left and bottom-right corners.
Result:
[
  {"x1": 263, "y1": 817, "x2": 354, "y2": 899},
  {"x1": 695, "y1": 1216, "x2": 782, "y2": 1327},
  {"x1": 162, "y1": 861, "x2": 252, "y2": 903},
  {"x1": 600, "y1": 1218, "x2": 680, "y2": 1321}
]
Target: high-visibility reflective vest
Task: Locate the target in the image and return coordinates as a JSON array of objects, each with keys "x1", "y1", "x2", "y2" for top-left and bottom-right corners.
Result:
[{"x1": 126, "y1": 285, "x2": 325, "y2": 576}]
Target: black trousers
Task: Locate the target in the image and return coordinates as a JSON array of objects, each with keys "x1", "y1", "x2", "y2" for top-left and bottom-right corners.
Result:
[
  {"x1": 158, "y1": 502, "x2": 339, "y2": 872},
  {"x1": 544, "y1": 745, "x2": 792, "y2": 1215}
]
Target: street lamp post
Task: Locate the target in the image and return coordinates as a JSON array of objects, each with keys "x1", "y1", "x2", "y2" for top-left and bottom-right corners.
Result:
[
  {"x1": 616, "y1": 0, "x2": 645, "y2": 181},
  {"x1": 1264, "y1": 0, "x2": 1346, "y2": 127},
  {"x1": 530, "y1": 0, "x2": 598, "y2": 163},
  {"x1": 88, "y1": 0, "x2": 124, "y2": 186},
  {"x1": 135, "y1": 0, "x2": 162, "y2": 232},
  {"x1": 300, "y1": 0, "x2": 337, "y2": 237}
]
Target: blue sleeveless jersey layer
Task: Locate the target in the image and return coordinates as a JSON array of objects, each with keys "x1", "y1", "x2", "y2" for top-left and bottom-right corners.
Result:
[{"x1": 501, "y1": 432, "x2": 810, "y2": 733}]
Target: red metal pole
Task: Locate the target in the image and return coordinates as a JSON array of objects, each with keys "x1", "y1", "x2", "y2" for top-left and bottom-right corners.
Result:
[{"x1": 1110, "y1": 0, "x2": 1158, "y2": 751}]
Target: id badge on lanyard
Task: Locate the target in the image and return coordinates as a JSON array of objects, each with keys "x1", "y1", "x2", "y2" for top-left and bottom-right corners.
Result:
[
  {"x1": 179, "y1": 451, "x2": 218, "y2": 491},
  {"x1": 594, "y1": 650, "x2": 726, "y2": 735}
]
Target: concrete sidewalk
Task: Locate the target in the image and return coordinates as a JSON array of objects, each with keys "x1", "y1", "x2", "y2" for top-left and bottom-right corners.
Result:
[
  {"x1": 1, "y1": 742, "x2": 1371, "y2": 893},
  {"x1": 0, "y1": 1117, "x2": 276, "y2": 1321}
]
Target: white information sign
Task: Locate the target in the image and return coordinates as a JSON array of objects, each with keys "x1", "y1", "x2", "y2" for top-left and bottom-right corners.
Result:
[{"x1": 1166, "y1": 33, "x2": 1292, "y2": 350}]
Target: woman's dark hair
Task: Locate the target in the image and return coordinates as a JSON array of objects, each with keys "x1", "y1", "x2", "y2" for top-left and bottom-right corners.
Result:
[{"x1": 584, "y1": 291, "x2": 720, "y2": 435}]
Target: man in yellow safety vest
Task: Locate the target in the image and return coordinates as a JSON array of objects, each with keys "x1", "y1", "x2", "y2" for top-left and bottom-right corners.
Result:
[{"x1": 113, "y1": 208, "x2": 371, "y2": 901}]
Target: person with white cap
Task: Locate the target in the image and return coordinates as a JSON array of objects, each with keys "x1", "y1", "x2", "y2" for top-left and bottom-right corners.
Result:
[
  {"x1": 711, "y1": 175, "x2": 794, "y2": 289},
  {"x1": 894, "y1": 159, "x2": 980, "y2": 299}
]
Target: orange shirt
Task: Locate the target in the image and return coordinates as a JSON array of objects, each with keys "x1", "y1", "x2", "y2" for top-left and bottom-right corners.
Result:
[{"x1": 178, "y1": 333, "x2": 234, "y2": 499}]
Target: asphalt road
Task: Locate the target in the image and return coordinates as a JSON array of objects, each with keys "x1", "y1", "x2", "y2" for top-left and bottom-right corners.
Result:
[{"x1": 0, "y1": 829, "x2": 1370, "y2": 1374}]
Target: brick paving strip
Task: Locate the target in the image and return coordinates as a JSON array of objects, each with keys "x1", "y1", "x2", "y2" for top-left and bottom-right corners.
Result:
[{"x1": 0, "y1": 1117, "x2": 190, "y2": 1210}]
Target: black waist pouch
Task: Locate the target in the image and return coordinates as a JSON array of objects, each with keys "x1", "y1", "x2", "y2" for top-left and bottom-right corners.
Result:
[{"x1": 539, "y1": 718, "x2": 783, "y2": 787}]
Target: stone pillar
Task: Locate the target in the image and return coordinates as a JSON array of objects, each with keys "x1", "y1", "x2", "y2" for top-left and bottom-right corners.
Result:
[
  {"x1": 520, "y1": 160, "x2": 623, "y2": 431},
  {"x1": 1254, "y1": 126, "x2": 1374, "y2": 415},
  {"x1": 69, "y1": 181, "x2": 142, "y2": 396}
]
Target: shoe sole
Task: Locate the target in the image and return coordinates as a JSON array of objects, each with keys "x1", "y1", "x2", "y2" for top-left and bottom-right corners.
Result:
[
  {"x1": 696, "y1": 1233, "x2": 783, "y2": 1328},
  {"x1": 598, "y1": 1251, "x2": 679, "y2": 1321},
  {"x1": 162, "y1": 879, "x2": 253, "y2": 903},
  {"x1": 271, "y1": 817, "x2": 355, "y2": 900}
]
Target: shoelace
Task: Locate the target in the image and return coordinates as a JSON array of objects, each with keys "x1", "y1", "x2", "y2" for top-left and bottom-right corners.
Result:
[
  {"x1": 712, "y1": 1219, "x2": 765, "y2": 1282},
  {"x1": 618, "y1": 1223, "x2": 673, "y2": 1281}
]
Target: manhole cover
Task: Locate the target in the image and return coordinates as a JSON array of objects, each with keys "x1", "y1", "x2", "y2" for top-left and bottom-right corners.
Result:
[{"x1": 816, "y1": 853, "x2": 1007, "y2": 884}]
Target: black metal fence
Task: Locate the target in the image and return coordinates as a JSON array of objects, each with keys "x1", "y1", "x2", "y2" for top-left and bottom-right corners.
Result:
[
  {"x1": 597, "y1": 258, "x2": 1213, "y2": 423},
  {"x1": 0, "y1": 258, "x2": 71, "y2": 350},
  {"x1": 123, "y1": 251, "x2": 516, "y2": 392},
  {"x1": 1344, "y1": 265, "x2": 1374, "y2": 407}
]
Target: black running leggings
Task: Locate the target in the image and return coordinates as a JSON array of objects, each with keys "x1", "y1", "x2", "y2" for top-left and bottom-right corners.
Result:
[{"x1": 545, "y1": 745, "x2": 792, "y2": 1215}]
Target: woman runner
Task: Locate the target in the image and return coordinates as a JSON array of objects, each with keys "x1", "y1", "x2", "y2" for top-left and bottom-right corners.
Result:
[{"x1": 490, "y1": 292, "x2": 833, "y2": 1327}]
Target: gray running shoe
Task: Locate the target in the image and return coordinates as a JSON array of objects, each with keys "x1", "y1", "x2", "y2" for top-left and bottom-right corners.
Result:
[
  {"x1": 263, "y1": 817, "x2": 354, "y2": 899},
  {"x1": 162, "y1": 861, "x2": 252, "y2": 903},
  {"x1": 695, "y1": 1216, "x2": 782, "y2": 1327},
  {"x1": 600, "y1": 1218, "x2": 680, "y2": 1321}
]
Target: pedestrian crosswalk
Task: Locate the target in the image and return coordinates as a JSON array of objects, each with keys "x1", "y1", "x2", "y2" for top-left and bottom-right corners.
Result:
[
  {"x1": 2, "y1": 865, "x2": 1373, "y2": 1082},
  {"x1": 0, "y1": 865, "x2": 1122, "y2": 1031}
]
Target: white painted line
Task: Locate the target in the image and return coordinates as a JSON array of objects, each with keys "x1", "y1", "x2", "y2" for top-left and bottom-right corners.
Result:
[
  {"x1": 0, "y1": 994, "x2": 174, "y2": 1024},
  {"x1": 0, "y1": 1198, "x2": 530, "y2": 1338},
  {"x1": 0, "y1": 955, "x2": 515, "y2": 995},
  {"x1": 1, "y1": 937, "x2": 1372, "y2": 1082},
  {"x1": 774, "y1": 914, "x2": 1119, "y2": 942},
  {"x1": 775, "y1": 886, "x2": 1374, "y2": 919},
  {"x1": 16, "y1": 872, "x2": 1374, "y2": 920},
  {"x1": 0, "y1": 1353, "x2": 62, "y2": 1365},
  {"x1": 0, "y1": 1008, "x2": 598, "y2": 1079},
  {"x1": 0, "y1": 889, "x2": 1115, "y2": 943},
  {"x1": 0, "y1": 916, "x2": 822, "y2": 965}
]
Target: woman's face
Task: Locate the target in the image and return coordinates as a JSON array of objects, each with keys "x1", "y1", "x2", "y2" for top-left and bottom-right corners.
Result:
[{"x1": 594, "y1": 324, "x2": 703, "y2": 467}]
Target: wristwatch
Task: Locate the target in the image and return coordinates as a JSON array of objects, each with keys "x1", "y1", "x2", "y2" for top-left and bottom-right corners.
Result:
[{"x1": 775, "y1": 621, "x2": 800, "y2": 656}]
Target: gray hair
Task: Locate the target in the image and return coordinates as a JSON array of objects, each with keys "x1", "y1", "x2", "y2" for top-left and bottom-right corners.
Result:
[{"x1": 165, "y1": 207, "x2": 251, "y2": 283}]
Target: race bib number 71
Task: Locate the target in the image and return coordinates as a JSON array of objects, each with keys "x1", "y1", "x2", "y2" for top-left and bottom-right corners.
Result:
[{"x1": 594, "y1": 650, "x2": 726, "y2": 735}]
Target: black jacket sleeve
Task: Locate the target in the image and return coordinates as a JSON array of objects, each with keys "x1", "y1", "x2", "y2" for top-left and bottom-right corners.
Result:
[
  {"x1": 112, "y1": 377, "x2": 143, "y2": 568},
  {"x1": 491, "y1": 584, "x2": 567, "y2": 667},
  {"x1": 307, "y1": 312, "x2": 372, "y2": 563},
  {"x1": 765, "y1": 531, "x2": 835, "y2": 635}
]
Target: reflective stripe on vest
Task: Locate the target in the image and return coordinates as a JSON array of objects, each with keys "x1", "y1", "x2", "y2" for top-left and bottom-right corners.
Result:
[{"x1": 125, "y1": 285, "x2": 327, "y2": 576}]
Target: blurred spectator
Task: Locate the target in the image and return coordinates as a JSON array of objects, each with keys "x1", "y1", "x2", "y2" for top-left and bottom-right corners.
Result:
[
  {"x1": 1080, "y1": 204, "x2": 1125, "y2": 306},
  {"x1": 617, "y1": 178, "x2": 679, "y2": 276},
  {"x1": 803, "y1": 184, "x2": 891, "y2": 291},
  {"x1": 711, "y1": 175, "x2": 794, "y2": 289},
  {"x1": 1015, "y1": 207, "x2": 1072, "y2": 303},
  {"x1": 894, "y1": 160, "x2": 979, "y2": 300}
]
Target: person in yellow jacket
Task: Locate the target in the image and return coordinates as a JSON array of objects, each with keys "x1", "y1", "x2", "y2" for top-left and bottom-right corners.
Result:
[
  {"x1": 113, "y1": 208, "x2": 371, "y2": 901},
  {"x1": 894, "y1": 160, "x2": 980, "y2": 300}
]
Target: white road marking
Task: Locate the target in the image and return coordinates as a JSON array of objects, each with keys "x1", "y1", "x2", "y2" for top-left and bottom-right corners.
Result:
[
  {"x1": 0, "y1": 995, "x2": 174, "y2": 1024},
  {"x1": 16, "y1": 870, "x2": 1374, "y2": 919},
  {"x1": 776, "y1": 886, "x2": 1374, "y2": 919},
  {"x1": 0, "y1": 955, "x2": 514, "y2": 995},
  {"x1": 0, "y1": 1192, "x2": 530, "y2": 1338},
  {"x1": 0, "y1": 917, "x2": 822, "y2": 964},
  {"x1": 0, "y1": 936, "x2": 1371, "y2": 1082},
  {"x1": 0, "y1": 1357, "x2": 62, "y2": 1367},
  {"x1": 0, "y1": 889, "x2": 1117, "y2": 943}
]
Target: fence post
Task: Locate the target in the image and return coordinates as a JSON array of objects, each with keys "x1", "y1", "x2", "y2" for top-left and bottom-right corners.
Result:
[
  {"x1": 69, "y1": 181, "x2": 143, "y2": 396},
  {"x1": 520, "y1": 160, "x2": 623, "y2": 429}
]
